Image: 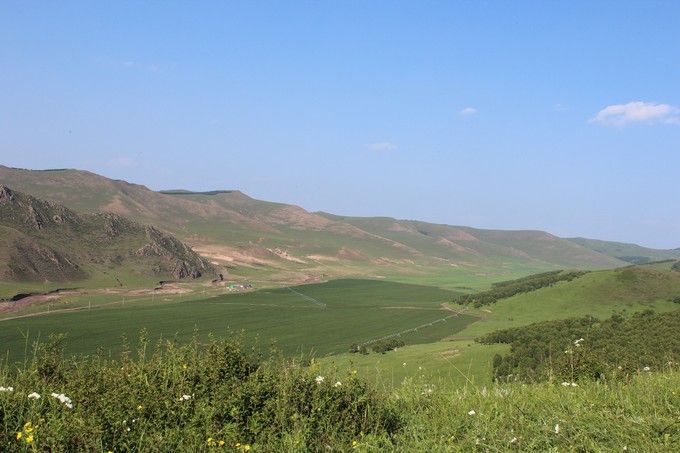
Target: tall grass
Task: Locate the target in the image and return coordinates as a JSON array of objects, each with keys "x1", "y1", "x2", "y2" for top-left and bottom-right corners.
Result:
[{"x1": 1, "y1": 334, "x2": 679, "y2": 451}]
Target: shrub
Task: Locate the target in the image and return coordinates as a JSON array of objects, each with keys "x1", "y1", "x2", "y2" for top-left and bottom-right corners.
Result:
[
  {"x1": 479, "y1": 310, "x2": 680, "y2": 382},
  {"x1": 0, "y1": 334, "x2": 401, "y2": 451},
  {"x1": 371, "y1": 339, "x2": 405, "y2": 354}
]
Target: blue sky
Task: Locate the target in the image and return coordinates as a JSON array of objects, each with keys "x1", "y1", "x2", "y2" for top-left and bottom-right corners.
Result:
[{"x1": 1, "y1": 1, "x2": 679, "y2": 248}]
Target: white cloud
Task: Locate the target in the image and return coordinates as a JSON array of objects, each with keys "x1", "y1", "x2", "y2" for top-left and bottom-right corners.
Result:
[
  {"x1": 459, "y1": 107, "x2": 478, "y2": 116},
  {"x1": 107, "y1": 157, "x2": 137, "y2": 168},
  {"x1": 590, "y1": 101, "x2": 680, "y2": 126},
  {"x1": 367, "y1": 142, "x2": 397, "y2": 152}
]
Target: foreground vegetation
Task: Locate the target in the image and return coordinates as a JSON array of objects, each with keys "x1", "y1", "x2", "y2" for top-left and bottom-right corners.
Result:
[
  {"x1": 481, "y1": 310, "x2": 680, "y2": 382},
  {"x1": 2, "y1": 335, "x2": 679, "y2": 451}
]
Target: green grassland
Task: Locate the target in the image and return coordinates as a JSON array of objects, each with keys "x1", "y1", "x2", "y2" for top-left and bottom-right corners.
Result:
[
  {"x1": 0, "y1": 279, "x2": 476, "y2": 362},
  {"x1": 319, "y1": 340, "x2": 509, "y2": 389},
  {"x1": 453, "y1": 265, "x2": 680, "y2": 338}
]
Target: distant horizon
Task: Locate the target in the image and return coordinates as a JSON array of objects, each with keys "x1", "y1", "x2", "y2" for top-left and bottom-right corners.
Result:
[
  {"x1": 2, "y1": 162, "x2": 676, "y2": 251},
  {"x1": 2, "y1": 2, "x2": 678, "y2": 248}
]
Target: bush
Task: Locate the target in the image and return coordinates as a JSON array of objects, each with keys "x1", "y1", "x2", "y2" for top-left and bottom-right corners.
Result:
[
  {"x1": 0, "y1": 334, "x2": 401, "y2": 451},
  {"x1": 479, "y1": 310, "x2": 680, "y2": 382},
  {"x1": 371, "y1": 339, "x2": 405, "y2": 354}
]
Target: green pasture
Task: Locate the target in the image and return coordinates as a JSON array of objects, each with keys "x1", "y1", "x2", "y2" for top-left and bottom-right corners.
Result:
[
  {"x1": 319, "y1": 340, "x2": 509, "y2": 389},
  {"x1": 0, "y1": 279, "x2": 475, "y2": 362},
  {"x1": 455, "y1": 266, "x2": 680, "y2": 338}
]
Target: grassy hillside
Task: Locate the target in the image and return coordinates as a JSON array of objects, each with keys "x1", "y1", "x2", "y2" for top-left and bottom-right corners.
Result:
[
  {"x1": 0, "y1": 279, "x2": 475, "y2": 362},
  {"x1": 0, "y1": 165, "x2": 624, "y2": 289},
  {"x1": 454, "y1": 264, "x2": 680, "y2": 339},
  {"x1": 0, "y1": 186, "x2": 213, "y2": 297},
  {"x1": 568, "y1": 237, "x2": 680, "y2": 264}
]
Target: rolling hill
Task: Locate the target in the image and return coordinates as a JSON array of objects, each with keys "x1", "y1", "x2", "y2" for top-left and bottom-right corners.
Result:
[
  {"x1": 0, "y1": 185, "x2": 213, "y2": 290},
  {"x1": 454, "y1": 262, "x2": 680, "y2": 338},
  {"x1": 567, "y1": 237, "x2": 680, "y2": 264},
  {"x1": 0, "y1": 165, "x2": 626, "y2": 287}
]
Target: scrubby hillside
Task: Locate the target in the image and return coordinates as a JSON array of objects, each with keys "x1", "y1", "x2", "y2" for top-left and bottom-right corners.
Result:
[
  {"x1": 0, "y1": 186, "x2": 213, "y2": 286},
  {"x1": 0, "y1": 166, "x2": 624, "y2": 284}
]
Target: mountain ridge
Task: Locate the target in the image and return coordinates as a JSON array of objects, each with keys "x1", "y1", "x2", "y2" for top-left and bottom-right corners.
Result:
[{"x1": 0, "y1": 165, "x2": 627, "y2": 282}]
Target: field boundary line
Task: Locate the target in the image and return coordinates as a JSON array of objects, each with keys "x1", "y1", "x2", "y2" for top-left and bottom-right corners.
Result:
[
  {"x1": 285, "y1": 287, "x2": 327, "y2": 309},
  {"x1": 359, "y1": 306, "x2": 471, "y2": 346}
]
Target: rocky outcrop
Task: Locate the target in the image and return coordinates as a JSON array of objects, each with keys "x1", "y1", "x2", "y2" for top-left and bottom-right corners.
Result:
[{"x1": 0, "y1": 186, "x2": 215, "y2": 283}]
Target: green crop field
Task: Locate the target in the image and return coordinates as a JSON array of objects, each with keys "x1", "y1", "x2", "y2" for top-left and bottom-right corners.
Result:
[{"x1": 0, "y1": 279, "x2": 476, "y2": 362}]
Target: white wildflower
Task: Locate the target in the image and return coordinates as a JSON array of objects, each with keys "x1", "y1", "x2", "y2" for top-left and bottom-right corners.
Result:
[
  {"x1": 643, "y1": 366, "x2": 651, "y2": 372},
  {"x1": 554, "y1": 423, "x2": 560, "y2": 434},
  {"x1": 574, "y1": 338, "x2": 584, "y2": 347},
  {"x1": 334, "y1": 381, "x2": 342, "y2": 387},
  {"x1": 561, "y1": 382, "x2": 570, "y2": 387},
  {"x1": 402, "y1": 362, "x2": 406, "y2": 367},
  {"x1": 180, "y1": 394, "x2": 192, "y2": 401},
  {"x1": 571, "y1": 382, "x2": 578, "y2": 387},
  {"x1": 418, "y1": 366, "x2": 422, "y2": 370},
  {"x1": 468, "y1": 410, "x2": 476, "y2": 416},
  {"x1": 0, "y1": 386, "x2": 14, "y2": 392},
  {"x1": 51, "y1": 392, "x2": 73, "y2": 408},
  {"x1": 510, "y1": 437, "x2": 517, "y2": 444},
  {"x1": 27, "y1": 392, "x2": 41, "y2": 400},
  {"x1": 315, "y1": 375, "x2": 325, "y2": 384}
]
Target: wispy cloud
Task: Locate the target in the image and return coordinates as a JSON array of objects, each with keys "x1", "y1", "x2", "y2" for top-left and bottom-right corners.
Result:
[
  {"x1": 366, "y1": 142, "x2": 397, "y2": 152},
  {"x1": 590, "y1": 101, "x2": 680, "y2": 126},
  {"x1": 107, "y1": 157, "x2": 137, "y2": 168},
  {"x1": 121, "y1": 60, "x2": 162, "y2": 73},
  {"x1": 553, "y1": 103, "x2": 568, "y2": 112},
  {"x1": 459, "y1": 107, "x2": 478, "y2": 116},
  {"x1": 96, "y1": 57, "x2": 164, "y2": 73}
]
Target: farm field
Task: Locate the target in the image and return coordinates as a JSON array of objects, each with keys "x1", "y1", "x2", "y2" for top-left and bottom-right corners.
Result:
[{"x1": 0, "y1": 279, "x2": 476, "y2": 362}]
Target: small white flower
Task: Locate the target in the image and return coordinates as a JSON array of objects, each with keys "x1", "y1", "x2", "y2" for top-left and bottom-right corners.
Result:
[
  {"x1": 402, "y1": 362, "x2": 406, "y2": 367},
  {"x1": 468, "y1": 410, "x2": 476, "y2": 416},
  {"x1": 554, "y1": 423, "x2": 560, "y2": 434},
  {"x1": 51, "y1": 392, "x2": 73, "y2": 407},
  {"x1": 571, "y1": 382, "x2": 578, "y2": 387},
  {"x1": 315, "y1": 375, "x2": 325, "y2": 384},
  {"x1": 334, "y1": 381, "x2": 342, "y2": 387},
  {"x1": 180, "y1": 394, "x2": 192, "y2": 401},
  {"x1": 0, "y1": 386, "x2": 14, "y2": 392},
  {"x1": 27, "y1": 392, "x2": 41, "y2": 400},
  {"x1": 643, "y1": 366, "x2": 651, "y2": 372},
  {"x1": 561, "y1": 382, "x2": 570, "y2": 387},
  {"x1": 475, "y1": 438, "x2": 481, "y2": 445},
  {"x1": 510, "y1": 437, "x2": 517, "y2": 444},
  {"x1": 418, "y1": 366, "x2": 422, "y2": 370}
]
